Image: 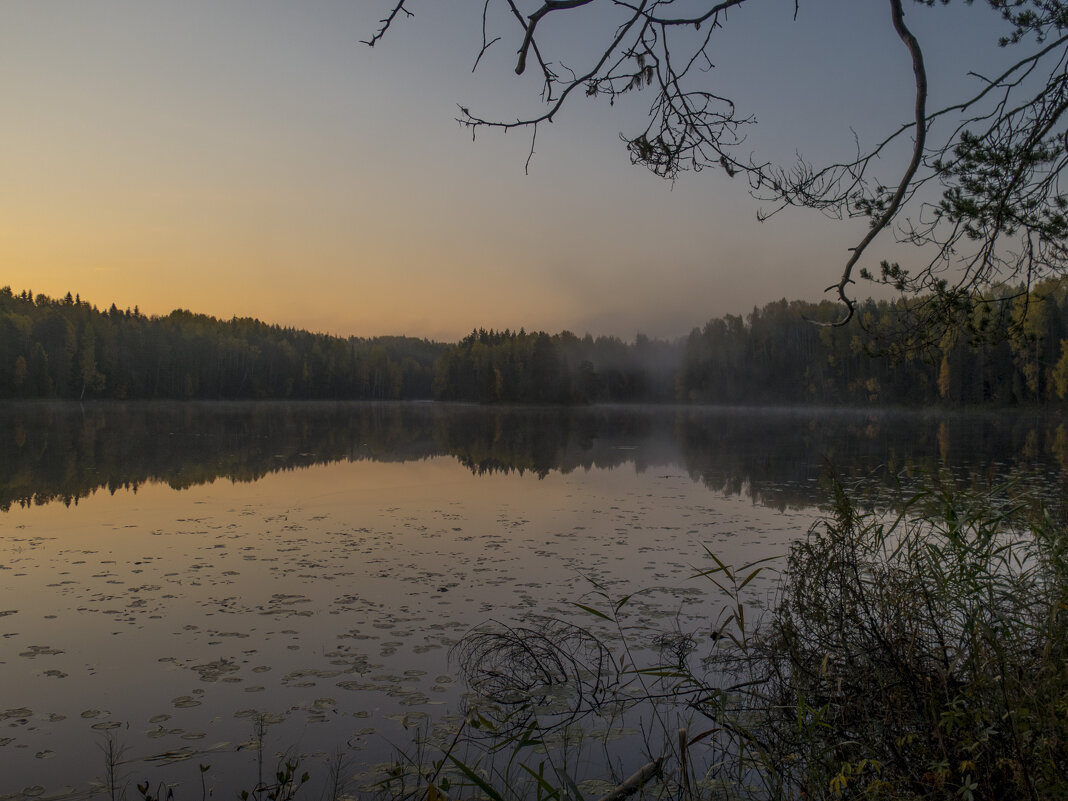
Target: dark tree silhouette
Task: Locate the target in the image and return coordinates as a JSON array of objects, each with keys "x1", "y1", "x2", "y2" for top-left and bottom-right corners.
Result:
[{"x1": 368, "y1": 1, "x2": 1068, "y2": 337}]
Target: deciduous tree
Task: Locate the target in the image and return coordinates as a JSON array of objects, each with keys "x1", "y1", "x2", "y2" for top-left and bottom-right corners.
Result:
[{"x1": 369, "y1": 1, "x2": 1068, "y2": 338}]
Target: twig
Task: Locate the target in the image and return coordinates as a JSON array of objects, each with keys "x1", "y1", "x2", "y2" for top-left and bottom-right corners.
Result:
[{"x1": 362, "y1": 1, "x2": 413, "y2": 48}]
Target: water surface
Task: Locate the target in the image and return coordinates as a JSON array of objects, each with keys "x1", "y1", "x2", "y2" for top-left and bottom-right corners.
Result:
[{"x1": 1, "y1": 402, "x2": 1064, "y2": 799}]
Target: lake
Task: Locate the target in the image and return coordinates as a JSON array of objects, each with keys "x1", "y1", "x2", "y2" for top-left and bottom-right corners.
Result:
[{"x1": 1, "y1": 402, "x2": 1065, "y2": 800}]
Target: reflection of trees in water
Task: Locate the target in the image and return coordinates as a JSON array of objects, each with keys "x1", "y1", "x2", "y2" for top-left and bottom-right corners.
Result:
[
  {"x1": 1, "y1": 402, "x2": 1065, "y2": 511},
  {"x1": 435, "y1": 407, "x2": 676, "y2": 478},
  {"x1": 679, "y1": 408, "x2": 1068, "y2": 510},
  {"x1": 0, "y1": 402, "x2": 442, "y2": 510}
]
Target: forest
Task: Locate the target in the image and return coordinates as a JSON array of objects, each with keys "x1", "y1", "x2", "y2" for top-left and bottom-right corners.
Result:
[
  {"x1": 0, "y1": 287, "x2": 443, "y2": 401},
  {"x1": 2, "y1": 282, "x2": 1068, "y2": 406}
]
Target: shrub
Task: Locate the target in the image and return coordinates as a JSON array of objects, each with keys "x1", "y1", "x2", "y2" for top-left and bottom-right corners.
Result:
[{"x1": 698, "y1": 482, "x2": 1068, "y2": 800}]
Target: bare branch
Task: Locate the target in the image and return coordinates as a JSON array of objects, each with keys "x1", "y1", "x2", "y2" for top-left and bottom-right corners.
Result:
[
  {"x1": 525, "y1": 121, "x2": 538, "y2": 175},
  {"x1": 458, "y1": 1, "x2": 654, "y2": 134},
  {"x1": 368, "y1": 0, "x2": 1068, "y2": 344},
  {"x1": 361, "y1": 1, "x2": 413, "y2": 48},
  {"x1": 516, "y1": 0, "x2": 597, "y2": 75},
  {"x1": 817, "y1": 0, "x2": 928, "y2": 327},
  {"x1": 473, "y1": 0, "x2": 502, "y2": 72}
]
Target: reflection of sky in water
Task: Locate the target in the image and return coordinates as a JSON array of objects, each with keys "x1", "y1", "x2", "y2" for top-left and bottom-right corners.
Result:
[{"x1": 1, "y1": 456, "x2": 812, "y2": 798}]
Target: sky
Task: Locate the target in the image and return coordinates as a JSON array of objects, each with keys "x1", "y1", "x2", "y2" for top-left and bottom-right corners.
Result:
[{"x1": 0, "y1": 1, "x2": 1020, "y2": 341}]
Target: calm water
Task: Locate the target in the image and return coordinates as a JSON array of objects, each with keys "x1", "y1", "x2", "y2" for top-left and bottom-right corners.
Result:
[{"x1": 1, "y1": 402, "x2": 1065, "y2": 799}]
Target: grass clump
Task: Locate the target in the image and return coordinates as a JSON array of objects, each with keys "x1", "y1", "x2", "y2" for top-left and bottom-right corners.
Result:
[{"x1": 397, "y1": 481, "x2": 1067, "y2": 801}]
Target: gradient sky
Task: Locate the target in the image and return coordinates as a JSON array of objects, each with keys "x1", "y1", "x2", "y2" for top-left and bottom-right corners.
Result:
[{"x1": 1, "y1": 1, "x2": 1017, "y2": 341}]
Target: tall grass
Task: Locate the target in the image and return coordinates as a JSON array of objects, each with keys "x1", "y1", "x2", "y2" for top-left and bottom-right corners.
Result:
[
  {"x1": 727, "y1": 483, "x2": 1068, "y2": 800},
  {"x1": 395, "y1": 481, "x2": 1067, "y2": 801}
]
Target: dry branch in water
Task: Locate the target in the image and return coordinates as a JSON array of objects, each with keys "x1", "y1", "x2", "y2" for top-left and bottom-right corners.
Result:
[
  {"x1": 593, "y1": 757, "x2": 663, "y2": 801},
  {"x1": 452, "y1": 618, "x2": 619, "y2": 734}
]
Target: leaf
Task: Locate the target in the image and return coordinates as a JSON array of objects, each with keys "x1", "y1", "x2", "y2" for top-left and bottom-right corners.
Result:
[
  {"x1": 686, "y1": 728, "x2": 720, "y2": 747},
  {"x1": 560, "y1": 770, "x2": 586, "y2": 801},
  {"x1": 519, "y1": 763, "x2": 561, "y2": 801},
  {"x1": 631, "y1": 668, "x2": 691, "y2": 678},
  {"x1": 579, "y1": 573, "x2": 608, "y2": 593},
  {"x1": 572, "y1": 602, "x2": 611, "y2": 620},
  {"x1": 447, "y1": 755, "x2": 505, "y2": 801},
  {"x1": 700, "y1": 546, "x2": 731, "y2": 577},
  {"x1": 738, "y1": 567, "x2": 763, "y2": 590},
  {"x1": 740, "y1": 554, "x2": 781, "y2": 570}
]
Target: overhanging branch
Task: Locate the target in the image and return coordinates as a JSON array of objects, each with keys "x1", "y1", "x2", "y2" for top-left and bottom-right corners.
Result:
[{"x1": 816, "y1": 0, "x2": 928, "y2": 327}]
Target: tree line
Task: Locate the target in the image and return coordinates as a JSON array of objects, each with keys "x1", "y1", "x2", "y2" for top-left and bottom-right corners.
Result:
[
  {"x1": 677, "y1": 281, "x2": 1068, "y2": 406},
  {"x1": 3, "y1": 283, "x2": 1068, "y2": 405},
  {"x1": 0, "y1": 287, "x2": 442, "y2": 401}
]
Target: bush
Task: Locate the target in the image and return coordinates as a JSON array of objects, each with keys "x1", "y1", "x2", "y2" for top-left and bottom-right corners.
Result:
[{"x1": 693, "y1": 482, "x2": 1068, "y2": 800}]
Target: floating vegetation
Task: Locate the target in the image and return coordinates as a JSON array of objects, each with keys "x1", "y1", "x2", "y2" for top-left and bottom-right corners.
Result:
[
  {"x1": 191, "y1": 658, "x2": 241, "y2": 682},
  {"x1": 146, "y1": 727, "x2": 182, "y2": 740},
  {"x1": 335, "y1": 680, "x2": 379, "y2": 692},
  {"x1": 15, "y1": 406, "x2": 1019, "y2": 797},
  {"x1": 18, "y1": 646, "x2": 63, "y2": 658},
  {"x1": 143, "y1": 747, "x2": 196, "y2": 765}
]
